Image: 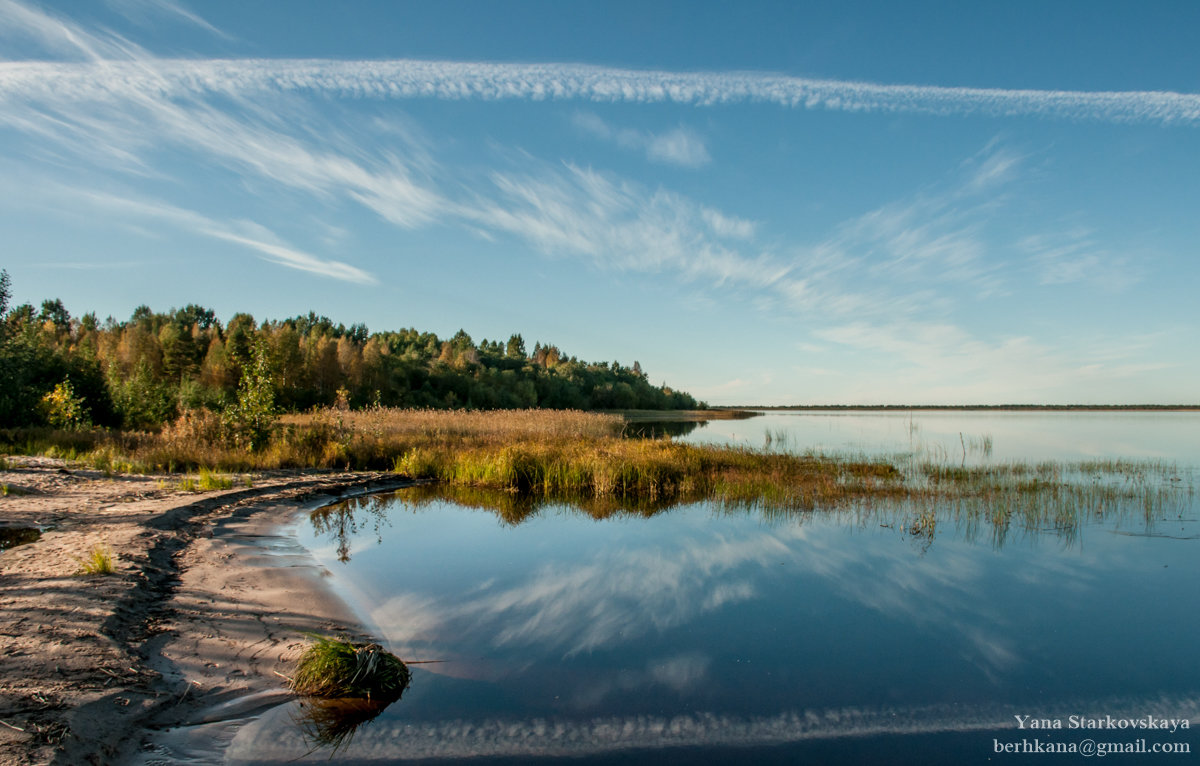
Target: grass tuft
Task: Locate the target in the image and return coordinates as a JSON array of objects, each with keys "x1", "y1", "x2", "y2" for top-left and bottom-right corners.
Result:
[
  {"x1": 74, "y1": 543, "x2": 116, "y2": 576},
  {"x1": 198, "y1": 468, "x2": 234, "y2": 490},
  {"x1": 290, "y1": 634, "x2": 410, "y2": 701}
]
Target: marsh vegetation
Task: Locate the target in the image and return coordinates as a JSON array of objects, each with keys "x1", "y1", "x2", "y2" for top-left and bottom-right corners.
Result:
[{"x1": 7, "y1": 407, "x2": 1193, "y2": 548}]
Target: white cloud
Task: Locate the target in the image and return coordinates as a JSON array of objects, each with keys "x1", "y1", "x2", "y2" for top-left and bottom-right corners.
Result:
[
  {"x1": 646, "y1": 127, "x2": 711, "y2": 167},
  {"x1": 701, "y1": 208, "x2": 756, "y2": 240},
  {"x1": 574, "y1": 112, "x2": 711, "y2": 168},
  {"x1": 31, "y1": 183, "x2": 379, "y2": 284},
  {"x1": 1019, "y1": 230, "x2": 1137, "y2": 290},
  {"x1": 762, "y1": 144, "x2": 1025, "y2": 327},
  {"x1": 806, "y1": 319, "x2": 1178, "y2": 404},
  {"x1": 5, "y1": 55, "x2": 1200, "y2": 126},
  {"x1": 103, "y1": 0, "x2": 231, "y2": 39},
  {"x1": 463, "y1": 162, "x2": 786, "y2": 289},
  {"x1": 0, "y1": 0, "x2": 138, "y2": 60},
  {"x1": 2, "y1": 0, "x2": 1195, "y2": 127}
]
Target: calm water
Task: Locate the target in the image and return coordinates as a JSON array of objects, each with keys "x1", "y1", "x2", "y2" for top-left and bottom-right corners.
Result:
[
  {"x1": 221, "y1": 412, "x2": 1199, "y2": 764},
  {"x1": 670, "y1": 409, "x2": 1200, "y2": 466}
]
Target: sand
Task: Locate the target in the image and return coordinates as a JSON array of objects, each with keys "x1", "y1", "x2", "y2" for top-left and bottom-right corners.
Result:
[{"x1": 0, "y1": 456, "x2": 413, "y2": 765}]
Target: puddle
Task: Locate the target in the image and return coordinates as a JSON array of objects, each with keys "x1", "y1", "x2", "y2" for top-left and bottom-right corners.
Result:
[{"x1": 0, "y1": 525, "x2": 42, "y2": 552}]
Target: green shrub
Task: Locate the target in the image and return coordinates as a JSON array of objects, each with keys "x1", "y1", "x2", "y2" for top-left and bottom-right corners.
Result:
[
  {"x1": 223, "y1": 338, "x2": 277, "y2": 451},
  {"x1": 40, "y1": 378, "x2": 90, "y2": 430},
  {"x1": 109, "y1": 360, "x2": 176, "y2": 429}
]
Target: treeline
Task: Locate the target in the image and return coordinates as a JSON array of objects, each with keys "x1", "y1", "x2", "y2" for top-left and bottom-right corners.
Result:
[{"x1": 0, "y1": 271, "x2": 702, "y2": 430}]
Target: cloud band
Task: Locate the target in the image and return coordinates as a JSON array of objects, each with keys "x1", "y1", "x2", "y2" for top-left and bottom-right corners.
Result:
[{"x1": 2, "y1": 58, "x2": 1199, "y2": 125}]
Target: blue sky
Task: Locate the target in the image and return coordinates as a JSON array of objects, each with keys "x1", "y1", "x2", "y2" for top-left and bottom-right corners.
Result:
[{"x1": 2, "y1": 0, "x2": 1197, "y2": 405}]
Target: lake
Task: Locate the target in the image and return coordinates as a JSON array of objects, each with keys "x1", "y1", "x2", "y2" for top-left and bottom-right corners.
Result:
[
  {"x1": 661, "y1": 409, "x2": 1200, "y2": 466},
  {"x1": 227, "y1": 412, "x2": 1199, "y2": 763}
]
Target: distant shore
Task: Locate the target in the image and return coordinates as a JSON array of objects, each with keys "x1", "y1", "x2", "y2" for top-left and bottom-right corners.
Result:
[{"x1": 715, "y1": 404, "x2": 1200, "y2": 412}]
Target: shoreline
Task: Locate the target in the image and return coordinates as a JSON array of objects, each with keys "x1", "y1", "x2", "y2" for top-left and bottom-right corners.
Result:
[
  {"x1": 0, "y1": 457, "x2": 416, "y2": 766},
  {"x1": 715, "y1": 404, "x2": 1200, "y2": 412}
]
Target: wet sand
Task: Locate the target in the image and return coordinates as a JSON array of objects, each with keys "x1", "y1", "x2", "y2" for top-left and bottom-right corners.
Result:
[{"x1": 0, "y1": 457, "x2": 413, "y2": 765}]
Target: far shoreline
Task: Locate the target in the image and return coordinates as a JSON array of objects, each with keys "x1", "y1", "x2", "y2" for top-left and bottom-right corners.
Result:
[{"x1": 713, "y1": 404, "x2": 1200, "y2": 412}]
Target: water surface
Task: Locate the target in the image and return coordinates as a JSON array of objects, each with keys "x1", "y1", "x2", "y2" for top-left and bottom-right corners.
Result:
[
  {"x1": 226, "y1": 463, "x2": 1199, "y2": 763},
  {"x1": 664, "y1": 409, "x2": 1200, "y2": 466}
]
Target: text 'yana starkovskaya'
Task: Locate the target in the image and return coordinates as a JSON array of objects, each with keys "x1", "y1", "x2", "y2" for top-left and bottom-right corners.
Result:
[{"x1": 1014, "y1": 715, "x2": 1192, "y2": 734}]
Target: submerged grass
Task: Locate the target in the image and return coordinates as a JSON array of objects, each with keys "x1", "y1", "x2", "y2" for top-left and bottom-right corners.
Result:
[{"x1": 290, "y1": 634, "x2": 410, "y2": 702}]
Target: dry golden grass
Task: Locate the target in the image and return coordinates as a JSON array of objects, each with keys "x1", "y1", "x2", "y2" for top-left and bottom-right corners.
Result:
[
  {"x1": 282, "y1": 407, "x2": 624, "y2": 442},
  {"x1": 2, "y1": 408, "x2": 907, "y2": 508},
  {"x1": 7, "y1": 408, "x2": 1189, "y2": 537}
]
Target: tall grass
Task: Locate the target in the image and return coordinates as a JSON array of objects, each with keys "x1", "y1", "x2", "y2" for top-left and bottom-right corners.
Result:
[
  {"x1": 1, "y1": 408, "x2": 622, "y2": 473},
  {"x1": 393, "y1": 437, "x2": 904, "y2": 509}
]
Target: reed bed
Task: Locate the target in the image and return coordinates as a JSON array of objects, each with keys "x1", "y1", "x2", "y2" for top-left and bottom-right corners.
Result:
[
  {"x1": 0, "y1": 409, "x2": 906, "y2": 508},
  {"x1": 393, "y1": 437, "x2": 905, "y2": 510}
]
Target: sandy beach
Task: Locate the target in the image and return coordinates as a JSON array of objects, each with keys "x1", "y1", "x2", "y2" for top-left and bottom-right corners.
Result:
[{"x1": 0, "y1": 457, "x2": 413, "y2": 766}]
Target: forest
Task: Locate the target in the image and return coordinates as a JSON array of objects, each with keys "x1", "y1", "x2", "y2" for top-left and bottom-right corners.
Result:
[{"x1": 0, "y1": 270, "x2": 701, "y2": 431}]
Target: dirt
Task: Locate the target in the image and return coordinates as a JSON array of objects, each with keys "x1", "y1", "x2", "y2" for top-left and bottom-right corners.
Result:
[{"x1": 0, "y1": 456, "x2": 414, "y2": 765}]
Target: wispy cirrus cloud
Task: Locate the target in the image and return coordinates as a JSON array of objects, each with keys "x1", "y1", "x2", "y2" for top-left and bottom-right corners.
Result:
[
  {"x1": 1019, "y1": 229, "x2": 1138, "y2": 290},
  {"x1": 464, "y1": 162, "x2": 781, "y2": 288},
  {"x1": 103, "y1": 0, "x2": 231, "y2": 40},
  {"x1": 9, "y1": 179, "x2": 379, "y2": 284},
  {"x1": 84, "y1": 190, "x2": 378, "y2": 284},
  {"x1": 767, "y1": 145, "x2": 1022, "y2": 322},
  {"x1": 573, "y1": 112, "x2": 712, "y2": 168}
]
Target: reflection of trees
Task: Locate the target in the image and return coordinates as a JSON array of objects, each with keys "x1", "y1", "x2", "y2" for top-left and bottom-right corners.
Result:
[
  {"x1": 622, "y1": 420, "x2": 705, "y2": 439},
  {"x1": 308, "y1": 493, "x2": 395, "y2": 563},
  {"x1": 400, "y1": 483, "x2": 681, "y2": 526},
  {"x1": 311, "y1": 461, "x2": 1194, "y2": 559}
]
